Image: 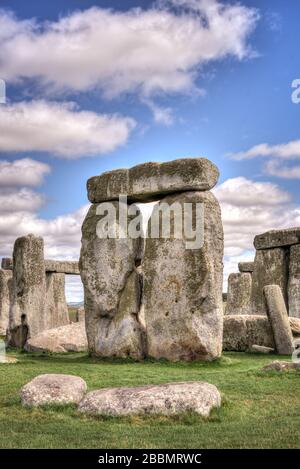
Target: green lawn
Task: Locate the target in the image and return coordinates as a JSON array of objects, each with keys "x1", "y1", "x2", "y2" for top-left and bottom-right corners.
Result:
[{"x1": 0, "y1": 351, "x2": 299, "y2": 449}]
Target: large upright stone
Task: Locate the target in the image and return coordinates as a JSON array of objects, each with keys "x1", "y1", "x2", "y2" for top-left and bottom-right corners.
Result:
[
  {"x1": 225, "y1": 272, "x2": 252, "y2": 315},
  {"x1": 143, "y1": 191, "x2": 223, "y2": 361},
  {"x1": 8, "y1": 234, "x2": 47, "y2": 347},
  {"x1": 254, "y1": 227, "x2": 300, "y2": 250},
  {"x1": 0, "y1": 269, "x2": 12, "y2": 335},
  {"x1": 263, "y1": 285, "x2": 294, "y2": 355},
  {"x1": 250, "y1": 248, "x2": 288, "y2": 315},
  {"x1": 87, "y1": 158, "x2": 219, "y2": 203},
  {"x1": 288, "y1": 245, "x2": 300, "y2": 318},
  {"x1": 45, "y1": 273, "x2": 69, "y2": 329},
  {"x1": 80, "y1": 202, "x2": 145, "y2": 359}
]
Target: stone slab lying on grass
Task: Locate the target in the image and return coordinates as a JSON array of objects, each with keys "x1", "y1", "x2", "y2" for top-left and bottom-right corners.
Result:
[
  {"x1": 21, "y1": 374, "x2": 87, "y2": 407},
  {"x1": 78, "y1": 381, "x2": 221, "y2": 417},
  {"x1": 24, "y1": 322, "x2": 87, "y2": 353},
  {"x1": 261, "y1": 361, "x2": 300, "y2": 372},
  {"x1": 0, "y1": 356, "x2": 18, "y2": 364},
  {"x1": 250, "y1": 344, "x2": 274, "y2": 354},
  {"x1": 223, "y1": 314, "x2": 300, "y2": 352}
]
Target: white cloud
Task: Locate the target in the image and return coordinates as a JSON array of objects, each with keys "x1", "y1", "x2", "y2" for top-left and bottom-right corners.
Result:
[
  {"x1": 214, "y1": 177, "x2": 300, "y2": 290},
  {"x1": 0, "y1": 188, "x2": 45, "y2": 213},
  {"x1": 264, "y1": 160, "x2": 300, "y2": 179},
  {"x1": 228, "y1": 140, "x2": 300, "y2": 161},
  {"x1": 0, "y1": 158, "x2": 50, "y2": 187},
  {"x1": 0, "y1": 101, "x2": 135, "y2": 158},
  {"x1": 0, "y1": 2, "x2": 258, "y2": 98},
  {"x1": 214, "y1": 176, "x2": 291, "y2": 206}
]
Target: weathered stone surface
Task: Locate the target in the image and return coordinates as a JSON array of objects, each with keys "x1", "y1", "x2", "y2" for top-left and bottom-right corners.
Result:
[
  {"x1": 45, "y1": 273, "x2": 69, "y2": 329},
  {"x1": 290, "y1": 317, "x2": 300, "y2": 336},
  {"x1": 1, "y1": 258, "x2": 13, "y2": 270},
  {"x1": 20, "y1": 374, "x2": 87, "y2": 406},
  {"x1": 25, "y1": 322, "x2": 87, "y2": 353},
  {"x1": 44, "y1": 260, "x2": 80, "y2": 275},
  {"x1": 250, "y1": 344, "x2": 274, "y2": 354},
  {"x1": 76, "y1": 307, "x2": 85, "y2": 322},
  {"x1": 1, "y1": 257, "x2": 80, "y2": 275},
  {"x1": 263, "y1": 285, "x2": 294, "y2": 355},
  {"x1": 225, "y1": 273, "x2": 252, "y2": 315},
  {"x1": 238, "y1": 262, "x2": 254, "y2": 273},
  {"x1": 143, "y1": 191, "x2": 223, "y2": 361},
  {"x1": 7, "y1": 234, "x2": 47, "y2": 347},
  {"x1": 223, "y1": 315, "x2": 300, "y2": 352},
  {"x1": 80, "y1": 202, "x2": 145, "y2": 359},
  {"x1": 288, "y1": 245, "x2": 300, "y2": 318},
  {"x1": 261, "y1": 361, "x2": 300, "y2": 372},
  {"x1": 0, "y1": 269, "x2": 12, "y2": 335},
  {"x1": 254, "y1": 227, "x2": 300, "y2": 250},
  {"x1": 87, "y1": 158, "x2": 219, "y2": 203},
  {"x1": 78, "y1": 381, "x2": 221, "y2": 417},
  {"x1": 223, "y1": 315, "x2": 275, "y2": 351},
  {"x1": 250, "y1": 248, "x2": 288, "y2": 315}
]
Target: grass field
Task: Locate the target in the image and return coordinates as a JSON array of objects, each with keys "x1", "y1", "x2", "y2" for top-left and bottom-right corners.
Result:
[{"x1": 0, "y1": 351, "x2": 299, "y2": 449}]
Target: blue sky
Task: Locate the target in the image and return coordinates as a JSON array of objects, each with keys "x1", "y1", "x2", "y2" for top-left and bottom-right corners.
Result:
[{"x1": 0, "y1": 0, "x2": 300, "y2": 300}]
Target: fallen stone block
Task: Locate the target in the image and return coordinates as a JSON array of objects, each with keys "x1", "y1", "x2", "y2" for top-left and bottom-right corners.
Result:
[
  {"x1": 254, "y1": 227, "x2": 300, "y2": 250},
  {"x1": 264, "y1": 285, "x2": 294, "y2": 355},
  {"x1": 238, "y1": 262, "x2": 254, "y2": 273},
  {"x1": 87, "y1": 158, "x2": 219, "y2": 203},
  {"x1": 290, "y1": 317, "x2": 300, "y2": 336},
  {"x1": 24, "y1": 322, "x2": 87, "y2": 353},
  {"x1": 78, "y1": 381, "x2": 221, "y2": 417},
  {"x1": 20, "y1": 374, "x2": 87, "y2": 407},
  {"x1": 223, "y1": 315, "x2": 275, "y2": 351},
  {"x1": 261, "y1": 361, "x2": 300, "y2": 372},
  {"x1": 250, "y1": 344, "x2": 274, "y2": 354},
  {"x1": 225, "y1": 272, "x2": 251, "y2": 315}
]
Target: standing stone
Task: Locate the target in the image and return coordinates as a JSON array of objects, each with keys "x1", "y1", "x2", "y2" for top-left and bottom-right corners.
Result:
[
  {"x1": 80, "y1": 202, "x2": 145, "y2": 359},
  {"x1": 7, "y1": 234, "x2": 47, "y2": 347},
  {"x1": 143, "y1": 191, "x2": 223, "y2": 361},
  {"x1": 288, "y1": 244, "x2": 300, "y2": 318},
  {"x1": 45, "y1": 273, "x2": 69, "y2": 329},
  {"x1": 76, "y1": 307, "x2": 85, "y2": 322},
  {"x1": 87, "y1": 158, "x2": 219, "y2": 203},
  {"x1": 263, "y1": 285, "x2": 294, "y2": 355},
  {"x1": 225, "y1": 272, "x2": 252, "y2": 315},
  {"x1": 250, "y1": 248, "x2": 288, "y2": 315},
  {"x1": 0, "y1": 269, "x2": 12, "y2": 335},
  {"x1": 223, "y1": 314, "x2": 275, "y2": 351}
]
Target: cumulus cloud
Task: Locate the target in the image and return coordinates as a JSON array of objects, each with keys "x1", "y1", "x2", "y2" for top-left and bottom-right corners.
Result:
[
  {"x1": 0, "y1": 101, "x2": 135, "y2": 158},
  {"x1": 228, "y1": 139, "x2": 300, "y2": 161},
  {"x1": 0, "y1": 2, "x2": 258, "y2": 98},
  {"x1": 214, "y1": 177, "x2": 300, "y2": 289},
  {"x1": 0, "y1": 187, "x2": 45, "y2": 213},
  {"x1": 264, "y1": 160, "x2": 300, "y2": 179},
  {"x1": 0, "y1": 158, "x2": 50, "y2": 187}
]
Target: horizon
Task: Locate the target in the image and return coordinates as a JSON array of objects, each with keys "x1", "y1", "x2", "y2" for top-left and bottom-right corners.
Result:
[{"x1": 0, "y1": 0, "x2": 300, "y2": 302}]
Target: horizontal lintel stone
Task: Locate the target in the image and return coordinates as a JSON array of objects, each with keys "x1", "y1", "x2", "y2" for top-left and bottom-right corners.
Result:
[
  {"x1": 254, "y1": 227, "x2": 300, "y2": 250},
  {"x1": 87, "y1": 157, "x2": 219, "y2": 203},
  {"x1": 1, "y1": 258, "x2": 79, "y2": 275}
]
